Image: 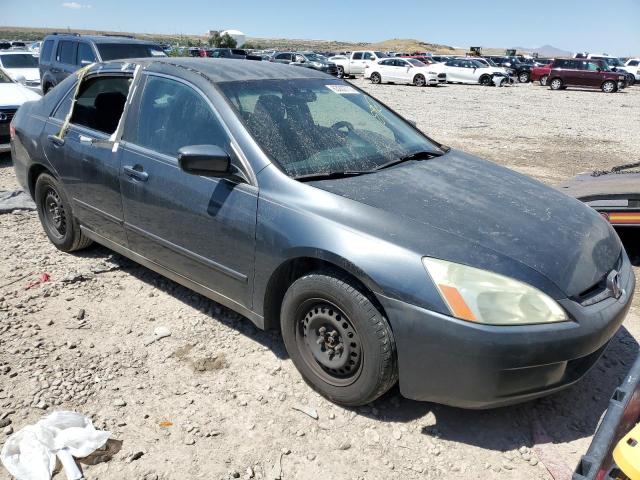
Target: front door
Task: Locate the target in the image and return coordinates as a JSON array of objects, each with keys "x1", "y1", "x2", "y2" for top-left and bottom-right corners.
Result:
[
  {"x1": 119, "y1": 73, "x2": 258, "y2": 308},
  {"x1": 42, "y1": 73, "x2": 131, "y2": 245}
]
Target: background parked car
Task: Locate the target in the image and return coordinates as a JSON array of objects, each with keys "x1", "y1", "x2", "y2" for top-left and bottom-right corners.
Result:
[
  {"x1": 0, "y1": 66, "x2": 40, "y2": 153},
  {"x1": 365, "y1": 57, "x2": 446, "y2": 86},
  {"x1": 208, "y1": 48, "x2": 262, "y2": 60},
  {"x1": 0, "y1": 51, "x2": 41, "y2": 91},
  {"x1": 39, "y1": 33, "x2": 166, "y2": 94},
  {"x1": 548, "y1": 58, "x2": 626, "y2": 93},
  {"x1": 270, "y1": 52, "x2": 337, "y2": 75},
  {"x1": 486, "y1": 55, "x2": 532, "y2": 83},
  {"x1": 330, "y1": 50, "x2": 389, "y2": 78},
  {"x1": 587, "y1": 54, "x2": 636, "y2": 86},
  {"x1": 623, "y1": 58, "x2": 640, "y2": 82},
  {"x1": 437, "y1": 58, "x2": 509, "y2": 85},
  {"x1": 531, "y1": 60, "x2": 554, "y2": 86}
]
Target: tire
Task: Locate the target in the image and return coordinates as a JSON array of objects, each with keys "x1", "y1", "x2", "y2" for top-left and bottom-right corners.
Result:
[
  {"x1": 539, "y1": 75, "x2": 548, "y2": 86},
  {"x1": 518, "y1": 71, "x2": 530, "y2": 83},
  {"x1": 550, "y1": 78, "x2": 563, "y2": 90},
  {"x1": 602, "y1": 80, "x2": 617, "y2": 93},
  {"x1": 479, "y1": 75, "x2": 492, "y2": 86},
  {"x1": 35, "y1": 173, "x2": 92, "y2": 252},
  {"x1": 370, "y1": 72, "x2": 381, "y2": 84},
  {"x1": 43, "y1": 83, "x2": 53, "y2": 95},
  {"x1": 626, "y1": 75, "x2": 634, "y2": 86},
  {"x1": 413, "y1": 74, "x2": 426, "y2": 87},
  {"x1": 280, "y1": 271, "x2": 397, "y2": 406},
  {"x1": 336, "y1": 66, "x2": 344, "y2": 79}
]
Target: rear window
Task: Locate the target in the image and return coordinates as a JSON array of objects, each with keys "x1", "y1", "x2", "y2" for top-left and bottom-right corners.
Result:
[
  {"x1": 96, "y1": 43, "x2": 166, "y2": 61},
  {"x1": 0, "y1": 54, "x2": 38, "y2": 68},
  {"x1": 41, "y1": 40, "x2": 54, "y2": 62}
]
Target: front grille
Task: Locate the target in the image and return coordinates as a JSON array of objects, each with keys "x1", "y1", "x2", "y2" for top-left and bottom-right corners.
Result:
[
  {"x1": 437, "y1": 73, "x2": 446, "y2": 78},
  {"x1": 575, "y1": 254, "x2": 624, "y2": 306},
  {"x1": 0, "y1": 108, "x2": 17, "y2": 124}
]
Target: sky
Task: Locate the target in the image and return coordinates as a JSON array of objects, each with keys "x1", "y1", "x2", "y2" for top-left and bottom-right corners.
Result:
[{"x1": 3, "y1": 0, "x2": 640, "y2": 56}]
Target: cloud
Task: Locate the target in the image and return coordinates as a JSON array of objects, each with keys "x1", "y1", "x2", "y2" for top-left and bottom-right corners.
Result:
[{"x1": 61, "y1": 2, "x2": 92, "y2": 8}]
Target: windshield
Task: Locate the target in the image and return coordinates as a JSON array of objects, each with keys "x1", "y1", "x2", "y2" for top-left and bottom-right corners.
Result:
[
  {"x1": 602, "y1": 57, "x2": 623, "y2": 67},
  {"x1": 0, "y1": 69, "x2": 12, "y2": 83},
  {"x1": 96, "y1": 43, "x2": 166, "y2": 61},
  {"x1": 470, "y1": 60, "x2": 486, "y2": 68},
  {"x1": 481, "y1": 57, "x2": 497, "y2": 66},
  {"x1": 218, "y1": 78, "x2": 441, "y2": 178},
  {"x1": 407, "y1": 59, "x2": 424, "y2": 67},
  {"x1": 0, "y1": 53, "x2": 38, "y2": 68}
]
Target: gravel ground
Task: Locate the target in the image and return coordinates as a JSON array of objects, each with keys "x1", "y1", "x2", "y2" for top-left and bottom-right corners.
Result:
[{"x1": 1, "y1": 80, "x2": 639, "y2": 480}]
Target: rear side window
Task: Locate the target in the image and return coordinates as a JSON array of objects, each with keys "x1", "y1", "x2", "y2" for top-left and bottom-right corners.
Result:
[
  {"x1": 57, "y1": 41, "x2": 77, "y2": 65},
  {"x1": 628, "y1": 60, "x2": 639, "y2": 66},
  {"x1": 40, "y1": 40, "x2": 54, "y2": 63},
  {"x1": 124, "y1": 75, "x2": 229, "y2": 157},
  {"x1": 70, "y1": 75, "x2": 131, "y2": 134},
  {"x1": 52, "y1": 84, "x2": 77, "y2": 120}
]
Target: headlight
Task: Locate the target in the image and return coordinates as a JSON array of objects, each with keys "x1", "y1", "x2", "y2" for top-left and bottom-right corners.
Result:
[{"x1": 422, "y1": 257, "x2": 568, "y2": 325}]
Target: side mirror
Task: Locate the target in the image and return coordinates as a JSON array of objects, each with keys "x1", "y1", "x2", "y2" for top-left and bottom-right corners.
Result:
[
  {"x1": 14, "y1": 74, "x2": 27, "y2": 85},
  {"x1": 80, "y1": 59, "x2": 93, "y2": 66},
  {"x1": 178, "y1": 145, "x2": 231, "y2": 177}
]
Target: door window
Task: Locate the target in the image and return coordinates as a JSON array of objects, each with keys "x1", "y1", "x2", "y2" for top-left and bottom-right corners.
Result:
[
  {"x1": 124, "y1": 75, "x2": 229, "y2": 157},
  {"x1": 585, "y1": 61, "x2": 600, "y2": 71},
  {"x1": 57, "y1": 41, "x2": 77, "y2": 65},
  {"x1": 52, "y1": 84, "x2": 77, "y2": 120},
  {"x1": 77, "y1": 43, "x2": 96, "y2": 65},
  {"x1": 70, "y1": 75, "x2": 131, "y2": 134},
  {"x1": 352, "y1": 52, "x2": 363, "y2": 60}
]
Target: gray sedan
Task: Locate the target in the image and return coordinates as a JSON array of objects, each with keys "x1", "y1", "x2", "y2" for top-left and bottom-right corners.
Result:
[{"x1": 10, "y1": 58, "x2": 634, "y2": 408}]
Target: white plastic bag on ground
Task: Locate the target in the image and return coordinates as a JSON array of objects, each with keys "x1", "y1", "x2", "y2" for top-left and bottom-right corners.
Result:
[{"x1": 1, "y1": 411, "x2": 110, "y2": 480}]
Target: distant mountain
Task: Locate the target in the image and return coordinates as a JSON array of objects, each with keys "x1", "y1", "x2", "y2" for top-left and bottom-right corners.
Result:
[{"x1": 513, "y1": 44, "x2": 573, "y2": 57}]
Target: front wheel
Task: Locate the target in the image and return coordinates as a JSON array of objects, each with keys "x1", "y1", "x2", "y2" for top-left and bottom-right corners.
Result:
[
  {"x1": 550, "y1": 78, "x2": 563, "y2": 90},
  {"x1": 539, "y1": 75, "x2": 548, "y2": 86},
  {"x1": 602, "y1": 80, "x2": 617, "y2": 93},
  {"x1": 280, "y1": 271, "x2": 397, "y2": 406},
  {"x1": 336, "y1": 66, "x2": 344, "y2": 79},
  {"x1": 35, "y1": 173, "x2": 93, "y2": 252},
  {"x1": 413, "y1": 74, "x2": 426, "y2": 87},
  {"x1": 370, "y1": 72, "x2": 381, "y2": 84},
  {"x1": 479, "y1": 75, "x2": 492, "y2": 86}
]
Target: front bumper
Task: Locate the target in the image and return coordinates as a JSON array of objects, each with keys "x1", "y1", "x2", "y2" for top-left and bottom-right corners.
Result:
[{"x1": 377, "y1": 252, "x2": 635, "y2": 409}]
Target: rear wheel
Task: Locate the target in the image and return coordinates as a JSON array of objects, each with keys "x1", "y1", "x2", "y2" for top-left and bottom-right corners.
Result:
[
  {"x1": 602, "y1": 80, "x2": 617, "y2": 93},
  {"x1": 35, "y1": 173, "x2": 92, "y2": 252},
  {"x1": 370, "y1": 72, "x2": 381, "y2": 84},
  {"x1": 539, "y1": 75, "x2": 548, "y2": 86},
  {"x1": 550, "y1": 78, "x2": 563, "y2": 90},
  {"x1": 413, "y1": 74, "x2": 426, "y2": 87},
  {"x1": 280, "y1": 271, "x2": 397, "y2": 406},
  {"x1": 336, "y1": 66, "x2": 344, "y2": 79}
]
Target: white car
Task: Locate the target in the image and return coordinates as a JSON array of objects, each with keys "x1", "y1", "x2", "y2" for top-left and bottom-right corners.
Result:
[
  {"x1": 437, "y1": 58, "x2": 509, "y2": 85},
  {"x1": 364, "y1": 58, "x2": 446, "y2": 86},
  {"x1": 0, "y1": 67, "x2": 41, "y2": 153},
  {"x1": 0, "y1": 51, "x2": 41, "y2": 91},
  {"x1": 623, "y1": 58, "x2": 640, "y2": 81}
]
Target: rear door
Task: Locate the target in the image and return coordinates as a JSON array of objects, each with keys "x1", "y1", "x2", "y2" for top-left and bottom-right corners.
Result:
[
  {"x1": 41, "y1": 73, "x2": 131, "y2": 245},
  {"x1": 54, "y1": 40, "x2": 78, "y2": 83},
  {"x1": 119, "y1": 73, "x2": 258, "y2": 308}
]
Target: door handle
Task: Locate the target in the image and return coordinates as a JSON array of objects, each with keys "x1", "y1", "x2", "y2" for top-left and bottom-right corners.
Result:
[
  {"x1": 123, "y1": 165, "x2": 149, "y2": 182},
  {"x1": 47, "y1": 134, "x2": 65, "y2": 147},
  {"x1": 79, "y1": 135, "x2": 93, "y2": 144}
]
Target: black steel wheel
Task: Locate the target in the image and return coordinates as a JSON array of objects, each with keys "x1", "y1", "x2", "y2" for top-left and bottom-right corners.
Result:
[
  {"x1": 35, "y1": 173, "x2": 92, "y2": 252},
  {"x1": 281, "y1": 271, "x2": 397, "y2": 406}
]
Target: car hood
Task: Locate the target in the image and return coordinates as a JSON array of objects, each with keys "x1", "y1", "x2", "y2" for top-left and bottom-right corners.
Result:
[
  {"x1": 4, "y1": 67, "x2": 40, "y2": 82},
  {"x1": 311, "y1": 150, "x2": 621, "y2": 298},
  {"x1": 0, "y1": 82, "x2": 41, "y2": 105}
]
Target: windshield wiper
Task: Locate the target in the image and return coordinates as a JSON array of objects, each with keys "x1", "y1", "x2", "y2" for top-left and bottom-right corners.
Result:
[
  {"x1": 293, "y1": 170, "x2": 373, "y2": 182},
  {"x1": 373, "y1": 150, "x2": 444, "y2": 172}
]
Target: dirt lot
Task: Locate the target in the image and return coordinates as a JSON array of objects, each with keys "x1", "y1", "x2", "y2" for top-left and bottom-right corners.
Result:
[{"x1": 1, "y1": 81, "x2": 639, "y2": 480}]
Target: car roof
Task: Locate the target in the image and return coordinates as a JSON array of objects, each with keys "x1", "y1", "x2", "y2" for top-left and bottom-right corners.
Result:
[
  {"x1": 88, "y1": 57, "x2": 335, "y2": 82},
  {"x1": 44, "y1": 34, "x2": 159, "y2": 46}
]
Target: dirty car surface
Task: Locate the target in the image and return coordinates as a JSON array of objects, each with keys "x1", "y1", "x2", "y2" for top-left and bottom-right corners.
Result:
[{"x1": 10, "y1": 58, "x2": 636, "y2": 408}]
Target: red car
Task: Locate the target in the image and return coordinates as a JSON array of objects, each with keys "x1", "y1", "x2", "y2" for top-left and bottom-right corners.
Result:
[
  {"x1": 400, "y1": 55, "x2": 436, "y2": 65},
  {"x1": 548, "y1": 58, "x2": 627, "y2": 93},
  {"x1": 531, "y1": 61, "x2": 553, "y2": 85}
]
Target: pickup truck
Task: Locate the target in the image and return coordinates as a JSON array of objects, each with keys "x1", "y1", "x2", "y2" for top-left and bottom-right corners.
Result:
[{"x1": 329, "y1": 50, "x2": 388, "y2": 78}]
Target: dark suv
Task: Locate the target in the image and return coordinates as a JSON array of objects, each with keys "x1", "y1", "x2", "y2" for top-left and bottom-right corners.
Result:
[
  {"x1": 486, "y1": 56, "x2": 532, "y2": 83},
  {"x1": 39, "y1": 33, "x2": 165, "y2": 94},
  {"x1": 548, "y1": 58, "x2": 627, "y2": 93}
]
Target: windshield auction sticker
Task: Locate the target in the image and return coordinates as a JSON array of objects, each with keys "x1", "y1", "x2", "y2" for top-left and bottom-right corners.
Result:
[{"x1": 326, "y1": 84, "x2": 359, "y2": 94}]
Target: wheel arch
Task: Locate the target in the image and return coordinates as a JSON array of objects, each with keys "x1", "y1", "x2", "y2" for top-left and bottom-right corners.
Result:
[
  {"x1": 27, "y1": 163, "x2": 56, "y2": 198},
  {"x1": 262, "y1": 253, "x2": 385, "y2": 331}
]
